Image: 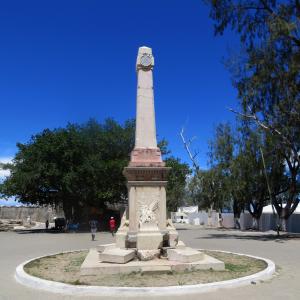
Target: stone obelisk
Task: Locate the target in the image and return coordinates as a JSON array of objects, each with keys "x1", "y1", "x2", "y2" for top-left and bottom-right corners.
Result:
[
  {"x1": 82, "y1": 46, "x2": 224, "y2": 270},
  {"x1": 121, "y1": 46, "x2": 171, "y2": 251}
]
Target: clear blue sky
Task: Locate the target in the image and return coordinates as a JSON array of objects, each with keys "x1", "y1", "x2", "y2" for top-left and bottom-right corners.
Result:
[{"x1": 0, "y1": 0, "x2": 239, "y2": 173}]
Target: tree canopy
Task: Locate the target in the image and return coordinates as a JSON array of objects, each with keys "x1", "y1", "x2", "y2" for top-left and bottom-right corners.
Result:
[
  {"x1": 165, "y1": 157, "x2": 191, "y2": 212},
  {"x1": 0, "y1": 119, "x2": 135, "y2": 221},
  {"x1": 203, "y1": 0, "x2": 300, "y2": 228},
  {"x1": 0, "y1": 118, "x2": 190, "y2": 220}
]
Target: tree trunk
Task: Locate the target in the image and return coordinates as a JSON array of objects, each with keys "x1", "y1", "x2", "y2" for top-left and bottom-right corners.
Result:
[
  {"x1": 279, "y1": 217, "x2": 287, "y2": 232},
  {"x1": 62, "y1": 199, "x2": 72, "y2": 222},
  {"x1": 252, "y1": 217, "x2": 259, "y2": 230},
  {"x1": 233, "y1": 198, "x2": 241, "y2": 229},
  {"x1": 248, "y1": 199, "x2": 263, "y2": 231},
  {"x1": 207, "y1": 203, "x2": 214, "y2": 227}
]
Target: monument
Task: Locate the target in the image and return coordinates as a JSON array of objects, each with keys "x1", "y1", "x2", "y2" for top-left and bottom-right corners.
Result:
[
  {"x1": 116, "y1": 46, "x2": 176, "y2": 256},
  {"x1": 80, "y1": 46, "x2": 224, "y2": 275}
]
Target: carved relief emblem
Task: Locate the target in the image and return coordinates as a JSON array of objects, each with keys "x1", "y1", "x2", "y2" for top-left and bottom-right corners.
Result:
[{"x1": 139, "y1": 199, "x2": 158, "y2": 224}]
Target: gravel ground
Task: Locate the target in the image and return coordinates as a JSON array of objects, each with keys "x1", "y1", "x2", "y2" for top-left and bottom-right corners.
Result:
[{"x1": 0, "y1": 228, "x2": 299, "y2": 300}]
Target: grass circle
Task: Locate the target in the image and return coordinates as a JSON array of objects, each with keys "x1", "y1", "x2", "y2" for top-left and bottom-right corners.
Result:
[{"x1": 23, "y1": 250, "x2": 267, "y2": 287}]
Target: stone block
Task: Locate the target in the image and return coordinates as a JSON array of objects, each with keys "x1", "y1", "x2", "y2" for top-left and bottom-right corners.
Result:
[
  {"x1": 97, "y1": 243, "x2": 116, "y2": 253},
  {"x1": 167, "y1": 247, "x2": 204, "y2": 263},
  {"x1": 136, "y1": 231, "x2": 163, "y2": 250},
  {"x1": 176, "y1": 240, "x2": 186, "y2": 249},
  {"x1": 137, "y1": 249, "x2": 160, "y2": 261},
  {"x1": 99, "y1": 248, "x2": 136, "y2": 264}
]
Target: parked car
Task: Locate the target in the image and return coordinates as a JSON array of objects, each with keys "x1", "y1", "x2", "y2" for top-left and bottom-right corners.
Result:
[{"x1": 54, "y1": 218, "x2": 66, "y2": 230}]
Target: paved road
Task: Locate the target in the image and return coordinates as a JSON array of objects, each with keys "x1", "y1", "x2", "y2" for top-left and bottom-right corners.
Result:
[{"x1": 0, "y1": 228, "x2": 299, "y2": 300}]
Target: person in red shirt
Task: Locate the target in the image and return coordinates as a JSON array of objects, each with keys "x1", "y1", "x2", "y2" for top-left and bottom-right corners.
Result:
[{"x1": 109, "y1": 217, "x2": 116, "y2": 236}]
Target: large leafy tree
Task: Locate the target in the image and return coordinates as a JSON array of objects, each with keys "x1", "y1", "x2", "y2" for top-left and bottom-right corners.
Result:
[
  {"x1": 192, "y1": 121, "x2": 286, "y2": 229},
  {"x1": 208, "y1": 123, "x2": 236, "y2": 214},
  {"x1": 186, "y1": 124, "x2": 234, "y2": 214},
  {"x1": 204, "y1": 0, "x2": 300, "y2": 229},
  {"x1": 165, "y1": 157, "x2": 191, "y2": 212},
  {"x1": 0, "y1": 119, "x2": 189, "y2": 220},
  {"x1": 0, "y1": 119, "x2": 135, "y2": 221},
  {"x1": 233, "y1": 124, "x2": 287, "y2": 228}
]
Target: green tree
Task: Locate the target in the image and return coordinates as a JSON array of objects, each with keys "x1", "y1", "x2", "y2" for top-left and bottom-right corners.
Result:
[
  {"x1": 208, "y1": 123, "x2": 236, "y2": 214},
  {"x1": 0, "y1": 119, "x2": 189, "y2": 221},
  {"x1": 0, "y1": 119, "x2": 135, "y2": 221},
  {"x1": 185, "y1": 124, "x2": 234, "y2": 216},
  {"x1": 165, "y1": 157, "x2": 191, "y2": 212},
  {"x1": 204, "y1": 0, "x2": 300, "y2": 229},
  {"x1": 233, "y1": 124, "x2": 287, "y2": 229}
]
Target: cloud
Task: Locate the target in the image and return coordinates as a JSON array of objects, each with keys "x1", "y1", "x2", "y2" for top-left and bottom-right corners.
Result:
[
  {"x1": 0, "y1": 157, "x2": 18, "y2": 206},
  {"x1": 0, "y1": 169, "x2": 10, "y2": 177},
  {"x1": 0, "y1": 156, "x2": 13, "y2": 164},
  {"x1": 0, "y1": 156, "x2": 13, "y2": 180},
  {"x1": 0, "y1": 198, "x2": 19, "y2": 206}
]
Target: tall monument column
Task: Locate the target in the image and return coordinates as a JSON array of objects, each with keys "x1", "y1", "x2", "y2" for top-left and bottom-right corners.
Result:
[
  {"x1": 122, "y1": 46, "x2": 172, "y2": 251},
  {"x1": 129, "y1": 46, "x2": 164, "y2": 167},
  {"x1": 135, "y1": 46, "x2": 157, "y2": 149}
]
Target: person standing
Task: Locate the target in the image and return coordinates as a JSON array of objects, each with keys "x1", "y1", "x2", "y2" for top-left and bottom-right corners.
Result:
[
  {"x1": 45, "y1": 219, "x2": 49, "y2": 230},
  {"x1": 89, "y1": 219, "x2": 98, "y2": 241},
  {"x1": 109, "y1": 217, "x2": 116, "y2": 236}
]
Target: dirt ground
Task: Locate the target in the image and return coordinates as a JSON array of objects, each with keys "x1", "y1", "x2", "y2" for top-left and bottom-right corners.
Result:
[
  {"x1": 24, "y1": 250, "x2": 266, "y2": 287},
  {"x1": 2, "y1": 229, "x2": 299, "y2": 300}
]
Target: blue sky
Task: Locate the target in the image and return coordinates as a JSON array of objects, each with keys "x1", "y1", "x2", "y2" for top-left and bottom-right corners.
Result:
[{"x1": 0, "y1": 1, "x2": 239, "y2": 204}]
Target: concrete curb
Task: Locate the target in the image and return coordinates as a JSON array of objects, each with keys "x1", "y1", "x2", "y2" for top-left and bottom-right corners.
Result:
[{"x1": 15, "y1": 249, "x2": 276, "y2": 297}]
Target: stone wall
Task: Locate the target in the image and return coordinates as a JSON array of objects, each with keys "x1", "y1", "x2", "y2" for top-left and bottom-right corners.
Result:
[{"x1": 0, "y1": 206, "x2": 63, "y2": 222}]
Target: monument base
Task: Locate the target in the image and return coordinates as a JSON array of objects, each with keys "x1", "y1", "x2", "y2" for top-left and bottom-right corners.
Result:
[
  {"x1": 136, "y1": 222, "x2": 163, "y2": 250},
  {"x1": 136, "y1": 231, "x2": 163, "y2": 250},
  {"x1": 81, "y1": 248, "x2": 225, "y2": 276},
  {"x1": 99, "y1": 248, "x2": 136, "y2": 264}
]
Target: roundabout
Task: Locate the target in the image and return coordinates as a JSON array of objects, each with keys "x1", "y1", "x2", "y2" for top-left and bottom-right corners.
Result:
[{"x1": 15, "y1": 249, "x2": 276, "y2": 297}]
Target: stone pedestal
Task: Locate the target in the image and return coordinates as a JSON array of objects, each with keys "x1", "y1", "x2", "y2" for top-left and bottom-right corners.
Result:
[
  {"x1": 136, "y1": 223, "x2": 163, "y2": 250},
  {"x1": 123, "y1": 168, "x2": 170, "y2": 251}
]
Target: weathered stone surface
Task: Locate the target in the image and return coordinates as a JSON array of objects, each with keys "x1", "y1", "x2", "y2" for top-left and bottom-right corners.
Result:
[
  {"x1": 97, "y1": 243, "x2": 116, "y2": 253},
  {"x1": 135, "y1": 46, "x2": 157, "y2": 150},
  {"x1": 80, "y1": 249, "x2": 224, "y2": 276},
  {"x1": 176, "y1": 240, "x2": 186, "y2": 249},
  {"x1": 99, "y1": 248, "x2": 136, "y2": 264},
  {"x1": 137, "y1": 249, "x2": 160, "y2": 261},
  {"x1": 129, "y1": 148, "x2": 164, "y2": 167},
  {"x1": 136, "y1": 231, "x2": 163, "y2": 250},
  {"x1": 166, "y1": 218, "x2": 178, "y2": 247},
  {"x1": 167, "y1": 247, "x2": 204, "y2": 263},
  {"x1": 115, "y1": 231, "x2": 127, "y2": 249}
]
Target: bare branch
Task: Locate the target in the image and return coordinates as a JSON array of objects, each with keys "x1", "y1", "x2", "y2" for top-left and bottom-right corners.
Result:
[
  {"x1": 228, "y1": 106, "x2": 300, "y2": 166},
  {"x1": 180, "y1": 127, "x2": 200, "y2": 171}
]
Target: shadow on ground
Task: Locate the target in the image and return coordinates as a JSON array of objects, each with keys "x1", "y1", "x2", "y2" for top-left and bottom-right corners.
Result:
[
  {"x1": 15, "y1": 229, "x2": 111, "y2": 234},
  {"x1": 197, "y1": 232, "x2": 300, "y2": 243}
]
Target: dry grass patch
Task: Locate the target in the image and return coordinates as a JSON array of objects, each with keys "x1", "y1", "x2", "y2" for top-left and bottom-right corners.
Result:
[{"x1": 24, "y1": 250, "x2": 267, "y2": 287}]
